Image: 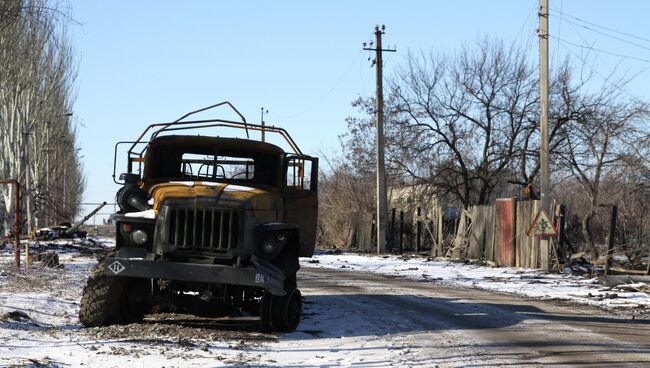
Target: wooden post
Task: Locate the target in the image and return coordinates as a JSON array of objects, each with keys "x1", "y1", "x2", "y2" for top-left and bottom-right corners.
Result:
[
  {"x1": 427, "y1": 220, "x2": 433, "y2": 251},
  {"x1": 416, "y1": 207, "x2": 421, "y2": 253},
  {"x1": 557, "y1": 204, "x2": 567, "y2": 263},
  {"x1": 604, "y1": 205, "x2": 618, "y2": 276},
  {"x1": 370, "y1": 215, "x2": 376, "y2": 253},
  {"x1": 390, "y1": 208, "x2": 396, "y2": 251},
  {"x1": 399, "y1": 210, "x2": 404, "y2": 254},
  {"x1": 437, "y1": 207, "x2": 444, "y2": 256}
]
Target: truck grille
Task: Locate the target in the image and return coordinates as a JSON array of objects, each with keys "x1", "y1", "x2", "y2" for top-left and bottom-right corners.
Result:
[{"x1": 168, "y1": 208, "x2": 240, "y2": 250}]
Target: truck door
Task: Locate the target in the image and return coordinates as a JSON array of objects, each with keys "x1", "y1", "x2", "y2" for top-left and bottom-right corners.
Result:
[{"x1": 283, "y1": 155, "x2": 318, "y2": 257}]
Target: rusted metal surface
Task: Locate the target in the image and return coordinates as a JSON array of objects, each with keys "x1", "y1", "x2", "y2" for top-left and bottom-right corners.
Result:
[
  {"x1": 0, "y1": 179, "x2": 21, "y2": 268},
  {"x1": 496, "y1": 198, "x2": 516, "y2": 267}
]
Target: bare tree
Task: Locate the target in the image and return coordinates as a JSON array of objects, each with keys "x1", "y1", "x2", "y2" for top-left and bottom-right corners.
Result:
[
  {"x1": 331, "y1": 38, "x2": 649, "y2": 261},
  {"x1": 554, "y1": 76, "x2": 648, "y2": 258},
  {"x1": 0, "y1": 0, "x2": 82, "y2": 235},
  {"x1": 382, "y1": 40, "x2": 539, "y2": 207},
  {"x1": 317, "y1": 151, "x2": 376, "y2": 247}
]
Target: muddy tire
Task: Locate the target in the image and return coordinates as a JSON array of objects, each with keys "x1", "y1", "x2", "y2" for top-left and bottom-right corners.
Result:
[
  {"x1": 79, "y1": 262, "x2": 150, "y2": 327},
  {"x1": 268, "y1": 288, "x2": 302, "y2": 332}
]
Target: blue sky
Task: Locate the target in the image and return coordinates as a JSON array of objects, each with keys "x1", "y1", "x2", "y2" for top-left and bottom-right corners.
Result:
[{"x1": 71, "y1": 1, "x2": 650, "y2": 211}]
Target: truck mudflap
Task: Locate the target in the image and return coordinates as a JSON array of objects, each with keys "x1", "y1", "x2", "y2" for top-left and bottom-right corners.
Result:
[{"x1": 102, "y1": 257, "x2": 287, "y2": 296}]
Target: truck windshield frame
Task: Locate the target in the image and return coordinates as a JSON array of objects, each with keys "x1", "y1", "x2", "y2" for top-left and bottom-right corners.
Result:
[{"x1": 147, "y1": 144, "x2": 281, "y2": 187}]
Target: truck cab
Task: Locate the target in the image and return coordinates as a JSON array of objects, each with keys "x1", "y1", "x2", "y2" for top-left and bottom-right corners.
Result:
[{"x1": 79, "y1": 102, "x2": 318, "y2": 332}]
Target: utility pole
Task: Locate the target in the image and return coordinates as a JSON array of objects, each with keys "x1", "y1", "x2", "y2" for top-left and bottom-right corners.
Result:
[
  {"x1": 364, "y1": 25, "x2": 396, "y2": 254},
  {"x1": 539, "y1": 0, "x2": 551, "y2": 271},
  {"x1": 260, "y1": 107, "x2": 267, "y2": 142}
]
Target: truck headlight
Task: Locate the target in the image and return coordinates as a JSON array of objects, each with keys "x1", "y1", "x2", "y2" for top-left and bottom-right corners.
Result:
[
  {"x1": 261, "y1": 239, "x2": 276, "y2": 254},
  {"x1": 131, "y1": 229, "x2": 149, "y2": 245}
]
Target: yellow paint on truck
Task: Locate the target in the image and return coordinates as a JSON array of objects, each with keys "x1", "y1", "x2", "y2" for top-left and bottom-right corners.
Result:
[{"x1": 148, "y1": 182, "x2": 278, "y2": 222}]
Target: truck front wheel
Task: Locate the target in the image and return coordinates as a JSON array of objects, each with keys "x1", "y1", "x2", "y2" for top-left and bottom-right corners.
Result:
[
  {"x1": 260, "y1": 288, "x2": 302, "y2": 333},
  {"x1": 79, "y1": 262, "x2": 150, "y2": 327}
]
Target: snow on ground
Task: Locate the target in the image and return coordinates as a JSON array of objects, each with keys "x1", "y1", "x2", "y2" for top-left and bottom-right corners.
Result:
[
  {"x1": 307, "y1": 252, "x2": 650, "y2": 311},
  {"x1": 0, "y1": 238, "x2": 432, "y2": 367},
  {"x1": 0, "y1": 238, "x2": 647, "y2": 367}
]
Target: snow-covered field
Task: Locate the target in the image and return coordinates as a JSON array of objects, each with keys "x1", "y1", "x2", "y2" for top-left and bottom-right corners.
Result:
[
  {"x1": 308, "y1": 252, "x2": 650, "y2": 311},
  {"x1": 0, "y1": 239, "x2": 647, "y2": 367}
]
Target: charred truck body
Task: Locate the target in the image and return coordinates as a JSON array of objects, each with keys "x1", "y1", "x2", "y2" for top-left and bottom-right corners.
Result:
[{"x1": 79, "y1": 102, "x2": 317, "y2": 332}]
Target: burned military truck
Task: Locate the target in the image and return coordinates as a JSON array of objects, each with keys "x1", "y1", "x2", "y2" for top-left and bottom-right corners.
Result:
[{"x1": 79, "y1": 102, "x2": 317, "y2": 332}]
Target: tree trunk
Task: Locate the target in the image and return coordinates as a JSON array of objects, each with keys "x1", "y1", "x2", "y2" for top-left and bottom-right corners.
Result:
[{"x1": 581, "y1": 207, "x2": 598, "y2": 260}]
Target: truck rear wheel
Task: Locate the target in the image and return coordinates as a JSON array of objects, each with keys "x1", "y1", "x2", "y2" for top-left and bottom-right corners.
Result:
[
  {"x1": 79, "y1": 262, "x2": 150, "y2": 327},
  {"x1": 260, "y1": 288, "x2": 302, "y2": 333}
]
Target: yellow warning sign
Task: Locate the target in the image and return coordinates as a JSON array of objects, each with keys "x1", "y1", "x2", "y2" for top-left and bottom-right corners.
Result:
[{"x1": 527, "y1": 209, "x2": 558, "y2": 237}]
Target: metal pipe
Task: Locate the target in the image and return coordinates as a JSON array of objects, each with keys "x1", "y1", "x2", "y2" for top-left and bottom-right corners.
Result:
[
  {"x1": 149, "y1": 120, "x2": 302, "y2": 154},
  {"x1": 127, "y1": 101, "x2": 249, "y2": 155},
  {"x1": 118, "y1": 119, "x2": 304, "y2": 181},
  {"x1": 65, "y1": 201, "x2": 107, "y2": 234},
  {"x1": 0, "y1": 179, "x2": 21, "y2": 269}
]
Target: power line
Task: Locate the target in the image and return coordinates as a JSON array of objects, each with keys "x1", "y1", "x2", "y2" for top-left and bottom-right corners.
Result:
[
  {"x1": 549, "y1": 7, "x2": 650, "y2": 44},
  {"x1": 556, "y1": 16, "x2": 650, "y2": 53},
  {"x1": 554, "y1": 39, "x2": 648, "y2": 105},
  {"x1": 512, "y1": 3, "x2": 537, "y2": 48},
  {"x1": 554, "y1": 0, "x2": 563, "y2": 67},
  {"x1": 269, "y1": 51, "x2": 363, "y2": 119},
  {"x1": 550, "y1": 34, "x2": 650, "y2": 63},
  {"x1": 547, "y1": 4, "x2": 649, "y2": 106},
  {"x1": 550, "y1": 4, "x2": 647, "y2": 98}
]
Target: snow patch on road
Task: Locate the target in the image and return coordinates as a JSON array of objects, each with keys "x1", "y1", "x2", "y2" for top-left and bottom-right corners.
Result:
[{"x1": 305, "y1": 253, "x2": 650, "y2": 310}]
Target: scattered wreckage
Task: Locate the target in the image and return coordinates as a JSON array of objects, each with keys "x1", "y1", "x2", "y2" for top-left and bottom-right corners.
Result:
[
  {"x1": 34, "y1": 202, "x2": 106, "y2": 240},
  {"x1": 35, "y1": 224, "x2": 87, "y2": 241},
  {"x1": 79, "y1": 102, "x2": 318, "y2": 332}
]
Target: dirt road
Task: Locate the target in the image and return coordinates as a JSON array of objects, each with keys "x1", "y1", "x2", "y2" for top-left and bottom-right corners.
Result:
[
  {"x1": 2, "y1": 245, "x2": 649, "y2": 367},
  {"x1": 298, "y1": 266, "x2": 650, "y2": 367}
]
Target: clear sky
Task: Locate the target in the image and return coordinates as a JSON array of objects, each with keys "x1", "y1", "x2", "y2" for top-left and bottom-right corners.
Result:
[{"x1": 70, "y1": 0, "x2": 650, "y2": 216}]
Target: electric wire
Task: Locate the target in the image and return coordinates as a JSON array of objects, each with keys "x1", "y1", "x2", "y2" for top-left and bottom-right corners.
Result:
[
  {"x1": 512, "y1": 3, "x2": 537, "y2": 49},
  {"x1": 555, "y1": 16, "x2": 650, "y2": 53},
  {"x1": 553, "y1": 37, "x2": 648, "y2": 105},
  {"x1": 548, "y1": 4, "x2": 649, "y2": 104},
  {"x1": 547, "y1": 3, "x2": 649, "y2": 106},
  {"x1": 549, "y1": 7, "x2": 650, "y2": 44},
  {"x1": 555, "y1": 0, "x2": 563, "y2": 67},
  {"x1": 269, "y1": 50, "x2": 363, "y2": 119},
  {"x1": 549, "y1": 35, "x2": 650, "y2": 64}
]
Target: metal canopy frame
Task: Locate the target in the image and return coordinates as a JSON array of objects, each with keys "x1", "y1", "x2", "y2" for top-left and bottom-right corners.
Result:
[{"x1": 115, "y1": 101, "x2": 304, "y2": 183}]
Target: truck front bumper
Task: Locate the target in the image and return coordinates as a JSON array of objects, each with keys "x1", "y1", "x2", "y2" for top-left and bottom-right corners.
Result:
[{"x1": 103, "y1": 254, "x2": 286, "y2": 296}]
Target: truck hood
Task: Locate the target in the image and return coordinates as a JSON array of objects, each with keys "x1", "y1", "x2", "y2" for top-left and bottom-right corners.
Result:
[{"x1": 149, "y1": 181, "x2": 276, "y2": 212}]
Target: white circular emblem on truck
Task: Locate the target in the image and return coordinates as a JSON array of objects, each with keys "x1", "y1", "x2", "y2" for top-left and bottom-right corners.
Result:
[{"x1": 108, "y1": 261, "x2": 126, "y2": 275}]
